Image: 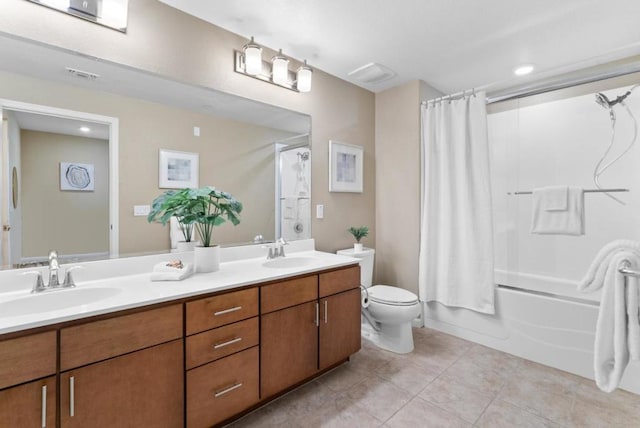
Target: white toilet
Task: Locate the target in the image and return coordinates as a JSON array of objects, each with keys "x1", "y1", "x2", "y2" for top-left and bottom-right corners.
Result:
[{"x1": 337, "y1": 247, "x2": 420, "y2": 354}]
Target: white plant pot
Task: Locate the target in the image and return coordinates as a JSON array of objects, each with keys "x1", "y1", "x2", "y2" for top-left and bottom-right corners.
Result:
[
  {"x1": 354, "y1": 243, "x2": 364, "y2": 252},
  {"x1": 194, "y1": 245, "x2": 220, "y2": 273},
  {"x1": 176, "y1": 241, "x2": 198, "y2": 252}
]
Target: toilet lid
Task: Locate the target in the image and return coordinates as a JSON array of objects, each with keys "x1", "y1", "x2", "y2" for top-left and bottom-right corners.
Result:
[{"x1": 367, "y1": 285, "x2": 418, "y2": 306}]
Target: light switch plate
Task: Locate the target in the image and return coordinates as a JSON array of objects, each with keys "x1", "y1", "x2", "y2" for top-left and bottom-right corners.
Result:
[
  {"x1": 193, "y1": 126, "x2": 200, "y2": 137},
  {"x1": 316, "y1": 204, "x2": 324, "y2": 219},
  {"x1": 134, "y1": 205, "x2": 150, "y2": 216}
]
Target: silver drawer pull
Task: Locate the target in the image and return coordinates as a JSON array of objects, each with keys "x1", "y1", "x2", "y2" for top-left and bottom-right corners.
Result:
[
  {"x1": 214, "y1": 306, "x2": 242, "y2": 316},
  {"x1": 213, "y1": 337, "x2": 242, "y2": 349},
  {"x1": 41, "y1": 385, "x2": 47, "y2": 428},
  {"x1": 214, "y1": 382, "x2": 243, "y2": 398},
  {"x1": 69, "y1": 376, "x2": 75, "y2": 417}
]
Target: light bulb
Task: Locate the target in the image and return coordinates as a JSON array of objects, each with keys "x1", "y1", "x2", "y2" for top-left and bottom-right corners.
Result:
[
  {"x1": 244, "y1": 37, "x2": 262, "y2": 75},
  {"x1": 272, "y1": 50, "x2": 289, "y2": 85},
  {"x1": 296, "y1": 60, "x2": 313, "y2": 92}
]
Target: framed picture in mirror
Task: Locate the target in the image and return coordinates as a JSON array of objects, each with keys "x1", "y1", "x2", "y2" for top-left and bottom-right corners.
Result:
[
  {"x1": 159, "y1": 149, "x2": 199, "y2": 189},
  {"x1": 329, "y1": 141, "x2": 363, "y2": 193}
]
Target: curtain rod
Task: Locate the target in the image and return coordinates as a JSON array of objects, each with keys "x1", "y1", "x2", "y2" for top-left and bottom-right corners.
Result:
[{"x1": 421, "y1": 63, "x2": 640, "y2": 106}]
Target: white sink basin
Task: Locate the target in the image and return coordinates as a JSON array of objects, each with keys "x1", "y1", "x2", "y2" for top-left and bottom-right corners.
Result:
[
  {"x1": 263, "y1": 256, "x2": 317, "y2": 269},
  {"x1": 0, "y1": 287, "x2": 122, "y2": 318}
]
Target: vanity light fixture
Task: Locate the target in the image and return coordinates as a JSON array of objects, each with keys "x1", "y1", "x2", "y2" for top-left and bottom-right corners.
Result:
[
  {"x1": 514, "y1": 64, "x2": 535, "y2": 76},
  {"x1": 234, "y1": 37, "x2": 312, "y2": 93}
]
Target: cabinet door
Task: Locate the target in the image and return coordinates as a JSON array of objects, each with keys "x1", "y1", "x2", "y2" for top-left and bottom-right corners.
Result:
[
  {"x1": 60, "y1": 340, "x2": 183, "y2": 428},
  {"x1": 319, "y1": 288, "x2": 362, "y2": 370},
  {"x1": 261, "y1": 301, "x2": 318, "y2": 398},
  {"x1": 0, "y1": 376, "x2": 56, "y2": 427}
]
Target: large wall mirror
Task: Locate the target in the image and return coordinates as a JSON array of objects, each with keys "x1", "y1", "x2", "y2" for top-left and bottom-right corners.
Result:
[{"x1": 0, "y1": 34, "x2": 311, "y2": 270}]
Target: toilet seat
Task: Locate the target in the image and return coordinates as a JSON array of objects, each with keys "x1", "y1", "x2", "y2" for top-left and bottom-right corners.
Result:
[{"x1": 368, "y1": 285, "x2": 418, "y2": 306}]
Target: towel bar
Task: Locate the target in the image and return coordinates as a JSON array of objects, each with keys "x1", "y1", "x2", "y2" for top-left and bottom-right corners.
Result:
[{"x1": 619, "y1": 262, "x2": 640, "y2": 278}]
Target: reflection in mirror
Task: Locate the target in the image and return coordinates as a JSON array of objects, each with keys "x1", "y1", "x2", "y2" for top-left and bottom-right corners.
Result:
[
  {"x1": 0, "y1": 35, "x2": 311, "y2": 270},
  {"x1": 276, "y1": 138, "x2": 311, "y2": 241}
]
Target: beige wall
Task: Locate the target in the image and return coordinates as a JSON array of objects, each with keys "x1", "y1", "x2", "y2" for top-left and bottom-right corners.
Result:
[
  {"x1": 0, "y1": 71, "x2": 295, "y2": 254},
  {"x1": 374, "y1": 80, "x2": 441, "y2": 293},
  {"x1": 1, "y1": 0, "x2": 376, "y2": 254},
  {"x1": 21, "y1": 131, "x2": 109, "y2": 257}
]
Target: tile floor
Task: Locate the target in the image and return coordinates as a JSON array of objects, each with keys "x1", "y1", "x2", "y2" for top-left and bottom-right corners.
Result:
[{"x1": 228, "y1": 327, "x2": 640, "y2": 427}]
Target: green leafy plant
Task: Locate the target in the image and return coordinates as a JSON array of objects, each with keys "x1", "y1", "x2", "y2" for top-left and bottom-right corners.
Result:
[
  {"x1": 148, "y1": 187, "x2": 242, "y2": 247},
  {"x1": 347, "y1": 226, "x2": 369, "y2": 243},
  {"x1": 147, "y1": 188, "x2": 194, "y2": 242}
]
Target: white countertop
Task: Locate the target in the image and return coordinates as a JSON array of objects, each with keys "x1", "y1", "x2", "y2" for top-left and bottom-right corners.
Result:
[{"x1": 0, "y1": 242, "x2": 359, "y2": 335}]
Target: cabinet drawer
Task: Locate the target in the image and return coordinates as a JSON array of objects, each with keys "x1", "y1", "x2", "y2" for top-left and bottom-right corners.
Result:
[
  {"x1": 187, "y1": 346, "x2": 259, "y2": 428},
  {"x1": 261, "y1": 275, "x2": 318, "y2": 313},
  {"x1": 186, "y1": 288, "x2": 258, "y2": 335},
  {"x1": 186, "y1": 317, "x2": 258, "y2": 369},
  {"x1": 319, "y1": 265, "x2": 360, "y2": 298},
  {"x1": 60, "y1": 304, "x2": 182, "y2": 370},
  {"x1": 0, "y1": 331, "x2": 56, "y2": 389}
]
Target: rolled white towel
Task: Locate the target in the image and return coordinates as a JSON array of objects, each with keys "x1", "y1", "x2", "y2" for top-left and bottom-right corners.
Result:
[{"x1": 151, "y1": 260, "x2": 193, "y2": 281}]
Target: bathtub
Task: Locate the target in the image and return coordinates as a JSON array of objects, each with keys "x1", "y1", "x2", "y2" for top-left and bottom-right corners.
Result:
[{"x1": 421, "y1": 269, "x2": 640, "y2": 394}]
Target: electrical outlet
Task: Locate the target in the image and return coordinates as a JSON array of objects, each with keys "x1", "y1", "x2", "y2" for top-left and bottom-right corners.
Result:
[
  {"x1": 134, "y1": 205, "x2": 150, "y2": 216},
  {"x1": 316, "y1": 204, "x2": 324, "y2": 219}
]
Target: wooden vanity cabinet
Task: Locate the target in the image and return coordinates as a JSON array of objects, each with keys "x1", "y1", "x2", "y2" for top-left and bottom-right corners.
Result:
[
  {"x1": 59, "y1": 304, "x2": 184, "y2": 428},
  {"x1": 0, "y1": 331, "x2": 57, "y2": 427},
  {"x1": 261, "y1": 266, "x2": 361, "y2": 398},
  {"x1": 186, "y1": 288, "x2": 260, "y2": 428}
]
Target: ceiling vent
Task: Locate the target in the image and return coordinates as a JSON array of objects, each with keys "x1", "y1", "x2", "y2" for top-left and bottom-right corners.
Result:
[
  {"x1": 65, "y1": 67, "x2": 100, "y2": 80},
  {"x1": 348, "y1": 63, "x2": 396, "y2": 84}
]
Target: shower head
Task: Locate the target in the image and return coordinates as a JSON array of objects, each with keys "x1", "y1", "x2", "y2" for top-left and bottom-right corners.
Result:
[
  {"x1": 297, "y1": 152, "x2": 310, "y2": 161},
  {"x1": 595, "y1": 91, "x2": 632, "y2": 109},
  {"x1": 595, "y1": 92, "x2": 611, "y2": 109}
]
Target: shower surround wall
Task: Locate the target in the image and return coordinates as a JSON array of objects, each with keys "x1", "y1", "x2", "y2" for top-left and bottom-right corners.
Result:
[{"x1": 424, "y1": 73, "x2": 640, "y2": 394}]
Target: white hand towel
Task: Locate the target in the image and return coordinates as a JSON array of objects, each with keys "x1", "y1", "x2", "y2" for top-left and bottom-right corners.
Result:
[
  {"x1": 578, "y1": 240, "x2": 640, "y2": 392},
  {"x1": 540, "y1": 185, "x2": 568, "y2": 211},
  {"x1": 151, "y1": 260, "x2": 193, "y2": 281},
  {"x1": 531, "y1": 186, "x2": 584, "y2": 235},
  {"x1": 591, "y1": 252, "x2": 631, "y2": 392}
]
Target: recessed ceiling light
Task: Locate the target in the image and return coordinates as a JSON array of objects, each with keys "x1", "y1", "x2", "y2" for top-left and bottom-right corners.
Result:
[
  {"x1": 79, "y1": 126, "x2": 91, "y2": 133},
  {"x1": 513, "y1": 64, "x2": 534, "y2": 76}
]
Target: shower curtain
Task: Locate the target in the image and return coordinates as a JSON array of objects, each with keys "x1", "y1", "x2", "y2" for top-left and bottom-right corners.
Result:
[{"x1": 418, "y1": 93, "x2": 495, "y2": 314}]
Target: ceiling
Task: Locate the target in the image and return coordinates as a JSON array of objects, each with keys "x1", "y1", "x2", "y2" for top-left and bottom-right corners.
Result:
[
  {"x1": 0, "y1": 35, "x2": 310, "y2": 134},
  {"x1": 158, "y1": 0, "x2": 640, "y2": 94},
  {"x1": 12, "y1": 111, "x2": 110, "y2": 140}
]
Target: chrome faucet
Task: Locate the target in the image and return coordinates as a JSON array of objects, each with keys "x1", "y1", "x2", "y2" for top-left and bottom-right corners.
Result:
[
  {"x1": 48, "y1": 250, "x2": 60, "y2": 288},
  {"x1": 24, "y1": 250, "x2": 79, "y2": 293},
  {"x1": 266, "y1": 237, "x2": 288, "y2": 259}
]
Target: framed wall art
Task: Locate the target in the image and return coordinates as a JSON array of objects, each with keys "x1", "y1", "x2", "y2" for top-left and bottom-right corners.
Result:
[
  {"x1": 60, "y1": 162, "x2": 95, "y2": 191},
  {"x1": 329, "y1": 141, "x2": 363, "y2": 193},
  {"x1": 159, "y1": 149, "x2": 199, "y2": 189}
]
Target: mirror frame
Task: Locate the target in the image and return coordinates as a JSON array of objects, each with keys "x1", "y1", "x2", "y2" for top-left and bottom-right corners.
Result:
[{"x1": 0, "y1": 99, "x2": 120, "y2": 263}]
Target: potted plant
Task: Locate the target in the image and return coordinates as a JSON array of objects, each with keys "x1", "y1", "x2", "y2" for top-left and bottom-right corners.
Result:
[
  {"x1": 181, "y1": 186, "x2": 242, "y2": 272},
  {"x1": 348, "y1": 226, "x2": 369, "y2": 252},
  {"x1": 147, "y1": 188, "x2": 198, "y2": 251}
]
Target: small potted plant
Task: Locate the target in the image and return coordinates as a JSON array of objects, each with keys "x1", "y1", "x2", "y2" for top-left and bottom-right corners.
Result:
[
  {"x1": 148, "y1": 187, "x2": 242, "y2": 272},
  {"x1": 181, "y1": 186, "x2": 242, "y2": 272},
  {"x1": 348, "y1": 226, "x2": 369, "y2": 252},
  {"x1": 148, "y1": 188, "x2": 197, "y2": 251}
]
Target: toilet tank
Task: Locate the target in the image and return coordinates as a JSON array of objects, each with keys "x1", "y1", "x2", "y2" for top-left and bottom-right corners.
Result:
[{"x1": 336, "y1": 248, "x2": 375, "y2": 287}]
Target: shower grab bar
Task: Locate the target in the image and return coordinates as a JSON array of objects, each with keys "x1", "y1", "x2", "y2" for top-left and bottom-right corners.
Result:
[{"x1": 508, "y1": 188, "x2": 629, "y2": 195}]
